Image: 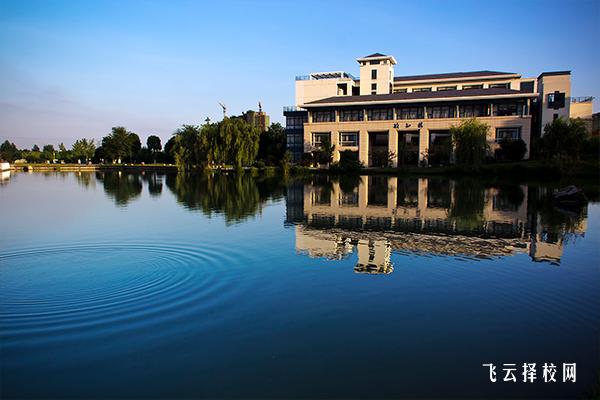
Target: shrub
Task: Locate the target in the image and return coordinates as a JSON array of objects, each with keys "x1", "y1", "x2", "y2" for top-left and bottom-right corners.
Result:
[
  {"x1": 540, "y1": 118, "x2": 588, "y2": 162},
  {"x1": 582, "y1": 135, "x2": 600, "y2": 160},
  {"x1": 499, "y1": 138, "x2": 527, "y2": 161},
  {"x1": 371, "y1": 150, "x2": 395, "y2": 168}
]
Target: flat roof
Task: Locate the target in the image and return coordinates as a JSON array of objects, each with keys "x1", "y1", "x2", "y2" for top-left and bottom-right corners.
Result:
[
  {"x1": 393, "y1": 70, "x2": 518, "y2": 83},
  {"x1": 303, "y1": 88, "x2": 537, "y2": 107},
  {"x1": 538, "y1": 71, "x2": 571, "y2": 78}
]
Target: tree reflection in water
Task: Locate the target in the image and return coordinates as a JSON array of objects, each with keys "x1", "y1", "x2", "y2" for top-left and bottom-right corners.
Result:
[
  {"x1": 165, "y1": 172, "x2": 286, "y2": 224},
  {"x1": 96, "y1": 171, "x2": 143, "y2": 206}
]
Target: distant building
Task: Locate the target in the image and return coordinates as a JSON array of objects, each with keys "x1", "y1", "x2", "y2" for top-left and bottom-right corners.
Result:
[
  {"x1": 242, "y1": 105, "x2": 270, "y2": 132},
  {"x1": 283, "y1": 53, "x2": 594, "y2": 164}
]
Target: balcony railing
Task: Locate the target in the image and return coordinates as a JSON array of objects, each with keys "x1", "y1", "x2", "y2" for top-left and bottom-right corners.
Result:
[
  {"x1": 295, "y1": 71, "x2": 357, "y2": 81},
  {"x1": 283, "y1": 106, "x2": 305, "y2": 112},
  {"x1": 571, "y1": 96, "x2": 594, "y2": 103}
]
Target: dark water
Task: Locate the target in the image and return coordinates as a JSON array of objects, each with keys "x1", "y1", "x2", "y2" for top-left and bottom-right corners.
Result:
[{"x1": 0, "y1": 171, "x2": 599, "y2": 399}]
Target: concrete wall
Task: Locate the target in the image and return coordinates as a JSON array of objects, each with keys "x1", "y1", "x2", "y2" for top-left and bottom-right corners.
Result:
[
  {"x1": 295, "y1": 77, "x2": 357, "y2": 106},
  {"x1": 570, "y1": 101, "x2": 594, "y2": 133},
  {"x1": 538, "y1": 74, "x2": 571, "y2": 132},
  {"x1": 359, "y1": 59, "x2": 394, "y2": 95}
]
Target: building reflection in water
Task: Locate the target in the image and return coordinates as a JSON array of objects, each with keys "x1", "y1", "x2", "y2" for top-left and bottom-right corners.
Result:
[{"x1": 286, "y1": 176, "x2": 588, "y2": 272}]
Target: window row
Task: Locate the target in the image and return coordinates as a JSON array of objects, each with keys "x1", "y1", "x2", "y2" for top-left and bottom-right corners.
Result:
[
  {"x1": 311, "y1": 132, "x2": 359, "y2": 147},
  {"x1": 310, "y1": 127, "x2": 523, "y2": 147},
  {"x1": 392, "y1": 82, "x2": 510, "y2": 92},
  {"x1": 286, "y1": 115, "x2": 307, "y2": 128},
  {"x1": 310, "y1": 103, "x2": 526, "y2": 122}
]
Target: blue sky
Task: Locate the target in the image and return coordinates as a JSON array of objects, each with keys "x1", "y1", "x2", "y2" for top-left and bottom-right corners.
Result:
[{"x1": 0, "y1": 0, "x2": 598, "y2": 148}]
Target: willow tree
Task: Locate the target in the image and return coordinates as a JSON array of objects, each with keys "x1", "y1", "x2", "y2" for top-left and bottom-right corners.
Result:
[{"x1": 450, "y1": 118, "x2": 490, "y2": 166}]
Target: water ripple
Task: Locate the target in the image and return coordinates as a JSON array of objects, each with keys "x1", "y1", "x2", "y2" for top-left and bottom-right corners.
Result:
[{"x1": 0, "y1": 241, "x2": 255, "y2": 345}]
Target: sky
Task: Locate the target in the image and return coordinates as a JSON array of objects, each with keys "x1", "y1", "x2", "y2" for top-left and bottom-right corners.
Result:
[{"x1": 0, "y1": 0, "x2": 598, "y2": 148}]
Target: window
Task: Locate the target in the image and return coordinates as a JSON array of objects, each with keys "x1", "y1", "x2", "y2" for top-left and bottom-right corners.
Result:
[
  {"x1": 339, "y1": 132, "x2": 359, "y2": 147},
  {"x1": 286, "y1": 134, "x2": 303, "y2": 146},
  {"x1": 370, "y1": 60, "x2": 380, "y2": 65},
  {"x1": 427, "y1": 106, "x2": 455, "y2": 118},
  {"x1": 286, "y1": 115, "x2": 307, "y2": 129},
  {"x1": 367, "y1": 108, "x2": 393, "y2": 120},
  {"x1": 520, "y1": 81, "x2": 534, "y2": 93},
  {"x1": 398, "y1": 107, "x2": 424, "y2": 119},
  {"x1": 371, "y1": 83, "x2": 377, "y2": 94},
  {"x1": 340, "y1": 109, "x2": 364, "y2": 121},
  {"x1": 553, "y1": 113, "x2": 559, "y2": 120},
  {"x1": 413, "y1": 87, "x2": 432, "y2": 92},
  {"x1": 489, "y1": 83, "x2": 510, "y2": 89},
  {"x1": 495, "y1": 127, "x2": 521, "y2": 142},
  {"x1": 548, "y1": 91, "x2": 566, "y2": 109},
  {"x1": 459, "y1": 104, "x2": 487, "y2": 117},
  {"x1": 371, "y1": 69, "x2": 377, "y2": 79},
  {"x1": 437, "y1": 86, "x2": 457, "y2": 91},
  {"x1": 312, "y1": 111, "x2": 335, "y2": 122},
  {"x1": 463, "y1": 84, "x2": 483, "y2": 90},
  {"x1": 493, "y1": 103, "x2": 523, "y2": 116},
  {"x1": 337, "y1": 83, "x2": 348, "y2": 96},
  {"x1": 393, "y1": 88, "x2": 408, "y2": 93},
  {"x1": 312, "y1": 132, "x2": 331, "y2": 147}
]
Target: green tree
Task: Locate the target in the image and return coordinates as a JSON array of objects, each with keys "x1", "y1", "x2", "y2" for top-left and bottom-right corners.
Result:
[
  {"x1": 41, "y1": 144, "x2": 55, "y2": 161},
  {"x1": 540, "y1": 117, "x2": 588, "y2": 162},
  {"x1": 450, "y1": 118, "x2": 489, "y2": 166},
  {"x1": 0, "y1": 140, "x2": 20, "y2": 162},
  {"x1": 101, "y1": 127, "x2": 137, "y2": 162},
  {"x1": 32, "y1": 144, "x2": 40, "y2": 152},
  {"x1": 147, "y1": 135, "x2": 162, "y2": 152},
  {"x1": 171, "y1": 125, "x2": 206, "y2": 170},
  {"x1": 258, "y1": 122, "x2": 286, "y2": 165},
  {"x1": 72, "y1": 138, "x2": 96, "y2": 163}
]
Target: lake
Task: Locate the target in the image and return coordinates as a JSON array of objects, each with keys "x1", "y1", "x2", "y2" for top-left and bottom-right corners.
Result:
[{"x1": 1, "y1": 171, "x2": 599, "y2": 399}]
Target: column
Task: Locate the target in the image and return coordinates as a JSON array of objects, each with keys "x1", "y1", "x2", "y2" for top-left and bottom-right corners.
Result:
[
  {"x1": 418, "y1": 129, "x2": 429, "y2": 166},
  {"x1": 332, "y1": 131, "x2": 340, "y2": 162},
  {"x1": 359, "y1": 130, "x2": 369, "y2": 166},
  {"x1": 388, "y1": 129, "x2": 398, "y2": 168}
]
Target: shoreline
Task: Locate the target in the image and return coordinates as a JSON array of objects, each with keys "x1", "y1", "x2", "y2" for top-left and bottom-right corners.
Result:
[{"x1": 7, "y1": 159, "x2": 599, "y2": 180}]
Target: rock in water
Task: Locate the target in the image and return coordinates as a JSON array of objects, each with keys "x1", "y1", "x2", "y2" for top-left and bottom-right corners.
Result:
[{"x1": 552, "y1": 185, "x2": 588, "y2": 204}]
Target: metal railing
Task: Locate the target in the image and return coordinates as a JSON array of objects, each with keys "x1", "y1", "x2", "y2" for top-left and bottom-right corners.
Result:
[
  {"x1": 295, "y1": 71, "x2": 357, "y2": 81},
  {"x1": 283, "y1": 106, "x2": 305, "y2": 112},
  {"x1": 571, "y1": 96, "x2": 594, "y2": 103}
]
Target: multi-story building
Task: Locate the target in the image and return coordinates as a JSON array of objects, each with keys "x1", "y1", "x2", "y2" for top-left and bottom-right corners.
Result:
[
  {"x1": 284, "y1": 53, "x2": 594, "y2": 166},
  {"x1": 242, "y1": 106, "x2": 270, "y2": 132}
]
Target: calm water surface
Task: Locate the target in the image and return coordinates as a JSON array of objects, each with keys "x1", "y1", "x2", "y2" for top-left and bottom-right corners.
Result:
[{"x1": 1, "y1": 171, "x2": 599, "y2": 399}]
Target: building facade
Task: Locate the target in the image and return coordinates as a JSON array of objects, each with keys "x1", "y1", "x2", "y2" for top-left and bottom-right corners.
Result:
[{"x1": 284, "y1": 53, "x2": 593, "y2": 166}]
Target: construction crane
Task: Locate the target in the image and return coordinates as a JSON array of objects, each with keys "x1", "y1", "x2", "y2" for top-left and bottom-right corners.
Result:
[{"x1": 218, "y1": 102, "x2": 227, "y2": 118}]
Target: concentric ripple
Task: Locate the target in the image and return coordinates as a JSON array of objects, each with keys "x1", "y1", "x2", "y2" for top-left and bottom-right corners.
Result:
[{"x1": 0, "y1": 241, "x2": 257, "y2": 346}]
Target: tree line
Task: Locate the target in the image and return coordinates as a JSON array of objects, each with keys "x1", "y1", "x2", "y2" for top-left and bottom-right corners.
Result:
[{"x1": 0, "y1": 117, "x2": 287, "y2": 168}]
